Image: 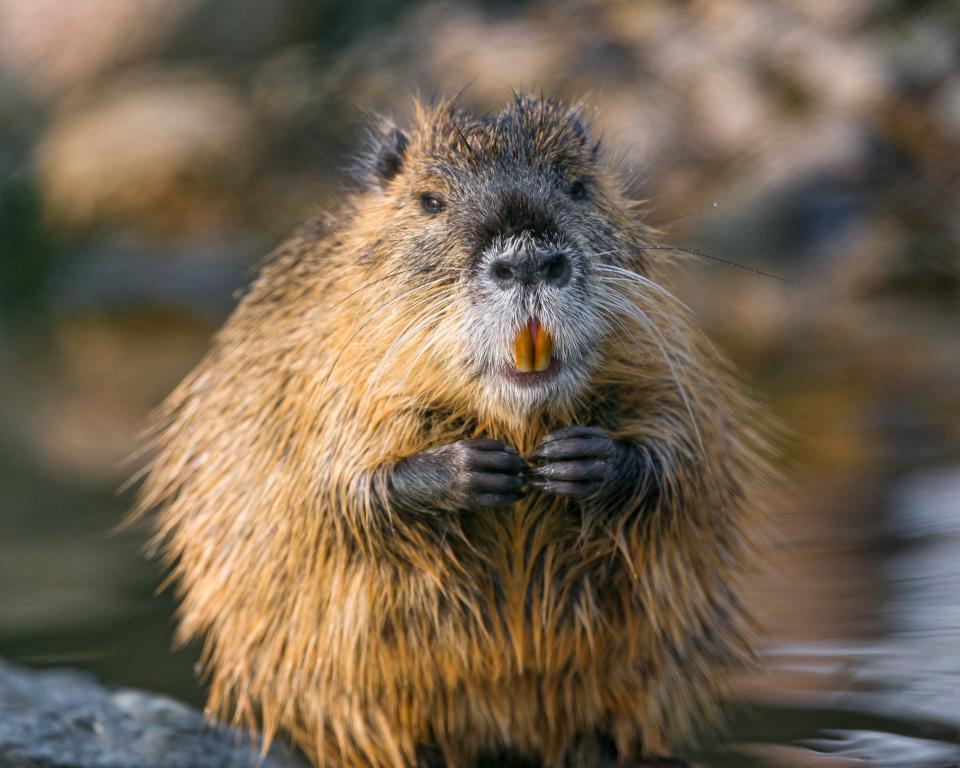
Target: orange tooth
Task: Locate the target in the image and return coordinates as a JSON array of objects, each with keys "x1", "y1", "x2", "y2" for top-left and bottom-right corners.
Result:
[
  {"x1": 534, "y1": 324, "x2": 552, "y2": 372},
  {"x1": 514, "y1": 325, "x2": 533, "y2": 372}
]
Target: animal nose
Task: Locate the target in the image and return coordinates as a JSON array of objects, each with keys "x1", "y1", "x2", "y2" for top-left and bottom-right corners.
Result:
[{"x1": 490, "y1": 251, "x2": 571, "y2": 288}]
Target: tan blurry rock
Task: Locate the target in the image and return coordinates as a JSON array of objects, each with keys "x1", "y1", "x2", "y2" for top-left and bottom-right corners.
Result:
[
  {"x1": 36, "y1": 73, "x2": 259, "y2": 234},
  {"x1": 419, "y1": 3, "x2": 569, "y2": 102},
  {"x1": 0, "y1": 0, "x2": 196, "y2": 99},
  {"x1": 601, "y1": 1, "x2": 680, "y2": 50},
  {"x1": 779, "y1": 28, "x2": 888, "y2": 112},
  {"x1": 689, "y1": 65, "x2": 772, "y2": 154},
  {"x1": 696, "y1": 0, "x2": 787, "y2": 59}
]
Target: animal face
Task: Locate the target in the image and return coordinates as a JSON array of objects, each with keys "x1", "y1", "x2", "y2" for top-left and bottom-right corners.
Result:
[{"x1": 357, "y1": 95, "x2": 641, "y2": 414}]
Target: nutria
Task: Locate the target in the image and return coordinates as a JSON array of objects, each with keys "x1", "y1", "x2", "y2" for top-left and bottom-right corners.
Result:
[{"x1": 134, "y1": 94, "x2": 771, "y2": 767}]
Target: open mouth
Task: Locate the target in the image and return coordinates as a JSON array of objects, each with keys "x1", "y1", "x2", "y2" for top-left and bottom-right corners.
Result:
[{"x1": 506, "y1": 317, "x2": 559, "y2": 385}]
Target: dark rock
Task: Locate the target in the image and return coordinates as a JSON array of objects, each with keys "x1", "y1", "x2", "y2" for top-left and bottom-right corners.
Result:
[{"x1": 0, "y1": 659, "x2": 307, "y2": 768}]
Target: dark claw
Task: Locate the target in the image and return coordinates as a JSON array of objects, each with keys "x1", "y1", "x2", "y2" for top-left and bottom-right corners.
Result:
[
  {"x1": 449, "y1": 439, "x2": 528, "y2": 509},
  {"x1": 469, "y1": 450, "x2": 529, "y2": 473},
  {"x1": 528, "y1": 426, "x2": 618, "y2": 499},
  {"x1": 531, "y1": 458, "x2": 611, "y2": 482},
  {"x1": 529, "y1": 437, "x2": 616, "y2": 462},
  {"x1": 539, "y1": 426, "x2": 609, "y2": 443}
]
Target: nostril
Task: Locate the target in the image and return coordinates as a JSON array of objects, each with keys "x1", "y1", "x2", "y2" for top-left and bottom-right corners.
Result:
[
  {"x1": 542, "y1": 252, "x2": 571, "y2": 286},
  {"x1": 543, "y1": 254, "x2": 564, "y2": 280},
  {"x1": 492, "y1": 261, "x2": 515, "y2": 284}
]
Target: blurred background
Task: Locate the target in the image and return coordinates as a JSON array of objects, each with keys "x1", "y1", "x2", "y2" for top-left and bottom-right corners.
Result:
[{"x1": 0, "y1": 1, "x2": 958, "y2": 765}]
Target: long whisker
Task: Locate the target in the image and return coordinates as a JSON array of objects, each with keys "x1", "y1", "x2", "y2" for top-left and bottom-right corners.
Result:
[
  {"x1": 645, "y1": 201, "x2": 719, "y2": 227},
  {"x1": 594, "y1": 259, "x2": 730, "y2": 358},
  {"x1": 596, "y1": 264, "x2": 697, "y2": 317},
  {"x1": 390, "y1": 312, "x2": 457, "y2": 382},
  {"x1": 366, "y1": 289, "x2": 457, "y2": 383},
  {"x1": 591, "y1": 300, "x2": 634, "y2": 349},
  {"x1": 320, "y1": 278, "x2": 456, "y2": 392},
  {"x1": 636, "y1": 243, "x2": 802, "y2": 286},
  {"x1": 592, "y1": 286, "x2": 706, "y2": 453},
  {"x1": 595, "y1": 272, "x2": 722, "y2": 364},
  {"x1": 328, "y1": 266, "x2": 460, "y2": 310},
  {"x1": 596, "y1": 282, "x2": 701, "y2": 361}
]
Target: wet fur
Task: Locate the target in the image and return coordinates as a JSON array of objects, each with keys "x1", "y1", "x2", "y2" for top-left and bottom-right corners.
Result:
[{"x1": 135, "y1": 95, "x2": 772, "y2": 767}]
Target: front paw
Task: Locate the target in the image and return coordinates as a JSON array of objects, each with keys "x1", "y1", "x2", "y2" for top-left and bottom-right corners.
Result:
[
  {"x1": 442, "y1": 438, "x2": 529, "y2": 509},
  {"x1": 528, "y1": 426, "x2": 617, "y2": 498}
]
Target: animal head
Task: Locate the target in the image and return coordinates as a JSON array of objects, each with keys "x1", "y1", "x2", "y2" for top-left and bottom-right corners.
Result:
[{"x1": 348, "y1": 94, "x2": 655, "y2": 419}]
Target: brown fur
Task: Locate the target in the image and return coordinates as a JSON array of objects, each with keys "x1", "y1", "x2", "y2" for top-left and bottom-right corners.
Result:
[{"x1": 134, "y1": 96, "x2": 772, "y2": 767}]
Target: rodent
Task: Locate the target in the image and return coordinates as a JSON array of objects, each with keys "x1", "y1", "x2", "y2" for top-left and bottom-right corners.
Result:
[{"x1": 135, "y1": 94, "x2": 772, "y2": 768}]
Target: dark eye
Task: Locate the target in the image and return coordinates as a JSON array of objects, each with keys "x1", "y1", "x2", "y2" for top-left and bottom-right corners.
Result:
[
  {"x1": 568, "y1": 180, "x2": 587, "y2": 200},
  {"x1": 421, "y1": 193, "x2": 445, "y2": 213}
]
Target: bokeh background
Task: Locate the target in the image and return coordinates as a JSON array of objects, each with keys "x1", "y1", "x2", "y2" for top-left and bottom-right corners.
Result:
[{"x1": 1, "y1": 1, "x2": 958, "y2": 766}]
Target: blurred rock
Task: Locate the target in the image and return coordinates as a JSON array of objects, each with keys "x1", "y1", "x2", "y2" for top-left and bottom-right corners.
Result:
[
  {"x1": 689, "y1": 65, "x2": 773, "y2": 155},
  {"x1": 697, "y1": 0, "x2": 788, "y2": 60},
  {"x1": 0, "y1": 658, "x2": 306, "y2": 768},
  {"x1": 0, "y1": 0, "x2": 197, "y2": 100},
  {"x1": 778, "y1": 28, "x2": 887, "y2": 112},
  {"x1": 420, "y1": 3, "x2": 570, "y2": 102},
  {"x1": 36, "y1": 72, "x2": 260, "y2": 234}
]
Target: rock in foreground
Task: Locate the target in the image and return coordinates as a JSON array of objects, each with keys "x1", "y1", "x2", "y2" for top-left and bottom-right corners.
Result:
[{"x1": 0, "y1": 659, "x2": 306, "y2": 768}]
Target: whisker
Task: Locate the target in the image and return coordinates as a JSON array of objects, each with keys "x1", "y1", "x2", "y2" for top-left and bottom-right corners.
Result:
[
  {"x1": 597, "y1": 283, "x2": 699, "y2": 355},
  {"x1": 320, "y1": 278, "x2": 455, "y2": 392},
  {"x1": 592, "y1": 286, "x2": 706, "y2": 453},
  {"x1": 646, "y1": 201, "x2": 719, "y2": 227},
  {"x1": 450, "y1": 106, "x2": 482, "y2": 164},
  {"x1": 366, "y1": 290, "x2": 457, "y2": 383},
  {"x1": 328, "y1": 266, "x2": 460, "y2": 310},
  {"x1": 449, "y1": 79, "x2": 478, "y2": 109},
  {"x1": 398, "y1": 313, "x2": 459, "y2": 378},
  {"x1": 596, "y1": 264, "x2": 697, "y2": 317},
  {"x1": 596, "y1": 265, "x2": 722, "y2": 357},
  {"x1": 637, "y1": 243, "x2": 803, "y2": 287}
]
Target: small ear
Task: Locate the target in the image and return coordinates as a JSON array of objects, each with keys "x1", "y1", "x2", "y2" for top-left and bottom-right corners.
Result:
[{"x1": 358, "y1": 119, "x2": 409, "y2": 188}]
